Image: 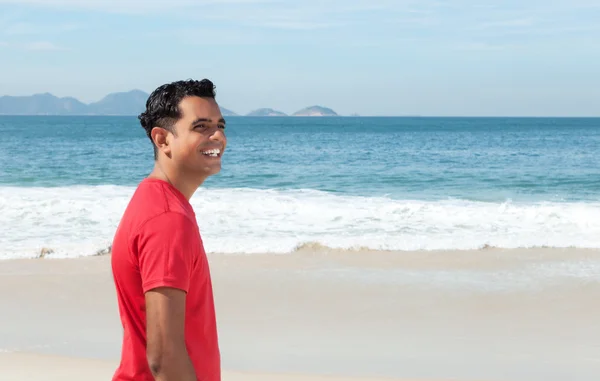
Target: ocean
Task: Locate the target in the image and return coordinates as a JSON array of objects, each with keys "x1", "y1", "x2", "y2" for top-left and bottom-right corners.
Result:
[{"x1": 1, "y1": 115, "x2": 600, "y2": 259}]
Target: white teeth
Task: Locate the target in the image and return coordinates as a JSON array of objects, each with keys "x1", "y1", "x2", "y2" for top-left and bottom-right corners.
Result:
[{"x1": 202, "y1": 148, "x2": 221, "y2": 157}]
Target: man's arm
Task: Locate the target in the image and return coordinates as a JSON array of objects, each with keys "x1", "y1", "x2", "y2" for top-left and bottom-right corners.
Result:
[{"x1": 145, "y1": 287, "x2": 196, "y2": 381}]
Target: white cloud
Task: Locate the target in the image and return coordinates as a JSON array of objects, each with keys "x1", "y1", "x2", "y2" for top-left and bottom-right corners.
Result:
[
  {"x1": 254, "y1": 21, "x2": 342, "y2": 30},
  {"x1": 24, "y1": 41, "x2": 65, "y2": 51},
  {"x1": 0, "y1": 0, "x2": 598, "y2": 39},
  {"x1": 176, "y1": 27, "x2": 265, "y2": 45},
  {"x1": 0, "y1": 0, "x2": 277, "y2": 13},
  {"x1": 453, "y1": 42, "x2": 514, "y2": 51},
  {"x1": 195, "y1": 1, "x2": 431, "y2": 31},
  {"x1": 0, "y1": 0, "x2": 593, "y2": 15},
  {"x1": 0, "y1": 0, "x2": 451, "y2": 15},
  {"x1": 0, "y1": 40, "x2": 65, "y2": 51},
  {"x1": 1, "y1": 20, "x2": 82, "y2": 38},
  {"x1": 476, "y1": 18, "x2": 536, "y2": 29},
  {"x1": 4, "y1": 22, "x2": 38, "y2": 35}
]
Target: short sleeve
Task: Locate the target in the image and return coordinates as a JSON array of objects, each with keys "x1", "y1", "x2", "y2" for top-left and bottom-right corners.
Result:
[{"x1": 135, "y1": 212, "x2": 197, "y2": 293}]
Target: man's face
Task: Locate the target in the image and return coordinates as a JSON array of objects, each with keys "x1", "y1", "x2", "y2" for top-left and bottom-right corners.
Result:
[{"x1": 169, "y1": 96, "x2": 227, "y2": 179}]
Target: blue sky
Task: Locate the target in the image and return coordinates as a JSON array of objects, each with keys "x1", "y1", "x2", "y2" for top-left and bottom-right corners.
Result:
[{"x1": 0, "y1": 0, "x2": 599, "y2": 116}]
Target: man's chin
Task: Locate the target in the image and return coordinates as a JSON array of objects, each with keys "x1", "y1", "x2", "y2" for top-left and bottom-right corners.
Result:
[{"x1": 200, "y1": 165, "x2": 222, "y2": 177}]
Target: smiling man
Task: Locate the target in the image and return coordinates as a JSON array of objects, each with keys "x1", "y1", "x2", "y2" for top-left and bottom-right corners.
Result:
[{"x1": 110, "y1": 79, "x2": 226, "y2": 381}]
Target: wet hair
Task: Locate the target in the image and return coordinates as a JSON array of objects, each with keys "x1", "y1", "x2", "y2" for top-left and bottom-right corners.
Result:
[{"x1": 138, "y1": 79, "x2": 216, "y2": 159}]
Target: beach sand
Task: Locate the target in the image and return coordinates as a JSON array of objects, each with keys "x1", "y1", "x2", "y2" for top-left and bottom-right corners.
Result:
[
  {"x1": 0, "y1": 352, "x2": 407, "y2": 381},
  {"x1": 1, "y1": 248, "x2": 600, "y2": 380}
]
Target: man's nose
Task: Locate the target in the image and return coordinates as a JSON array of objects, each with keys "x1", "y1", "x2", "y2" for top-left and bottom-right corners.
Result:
[{"x1": 210, "y1": 128, "x2": 226, "y2": 141}]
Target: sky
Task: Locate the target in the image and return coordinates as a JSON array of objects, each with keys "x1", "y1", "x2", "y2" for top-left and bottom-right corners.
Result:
[{"x1": 0, "y1": 0, "x2": 599, "y2": 116}]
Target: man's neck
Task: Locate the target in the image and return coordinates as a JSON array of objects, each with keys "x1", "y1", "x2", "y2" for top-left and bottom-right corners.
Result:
[{"x1": 148, "y1": 162, "x2": 204, "y2": 201}]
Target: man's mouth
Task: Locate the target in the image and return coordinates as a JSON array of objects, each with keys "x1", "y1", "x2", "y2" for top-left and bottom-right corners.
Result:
[{"x1": 201, "y1": 148, "x2": 221, "y2": 158}]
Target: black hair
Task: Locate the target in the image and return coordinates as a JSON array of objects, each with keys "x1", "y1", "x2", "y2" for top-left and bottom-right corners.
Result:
[{"x1": 138, "y1": 78, "x2": 216, "y2": 159}]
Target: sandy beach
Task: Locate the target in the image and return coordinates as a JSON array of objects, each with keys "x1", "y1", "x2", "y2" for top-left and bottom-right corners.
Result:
[
  {"x1": 0, "y1": 352, "x2": 407, "y2": 381},
  {"x1": 1, "y1": 248, "x2": 600, "y2": 381}
]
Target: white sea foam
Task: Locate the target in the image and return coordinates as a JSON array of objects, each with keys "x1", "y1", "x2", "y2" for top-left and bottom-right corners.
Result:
[{"x1": 1, "y1": 185, "x2": 600, "y2": 259}]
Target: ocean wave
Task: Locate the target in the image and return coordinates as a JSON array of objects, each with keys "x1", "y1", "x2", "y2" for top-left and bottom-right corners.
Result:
[{"x1": 1, "y1": 185, "x2": 600, "y2": 259}]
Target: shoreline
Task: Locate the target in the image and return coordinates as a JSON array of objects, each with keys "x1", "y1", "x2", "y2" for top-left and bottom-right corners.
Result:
[{"x1": 4, "y1": 245, "x2": 600, "y2": 261}]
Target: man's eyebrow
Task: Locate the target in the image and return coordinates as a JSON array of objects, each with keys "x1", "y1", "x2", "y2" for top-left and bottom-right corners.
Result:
[
  {"x1": 190, "y1": 118, "x2": 208, "y2": 127},
  {"x1": 190, "y1": 118, "x2": 226, "y2": 127}
]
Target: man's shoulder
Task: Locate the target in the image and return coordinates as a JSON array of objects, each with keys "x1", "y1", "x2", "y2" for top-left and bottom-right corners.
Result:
[
  {"x1": 138, "y1": 210, "x2": 198, "y2": 237},
  {"x1": 118, "y1": 178, "x2": 196, "y2": 237},
  {"x1": 131, "y1": 178, "x2": 194, "y2": 216}
]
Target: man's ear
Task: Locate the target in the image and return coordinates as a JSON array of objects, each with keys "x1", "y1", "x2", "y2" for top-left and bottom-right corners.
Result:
[{"x1": 151, "y1": 127, "x2": 171, "y2": 157}]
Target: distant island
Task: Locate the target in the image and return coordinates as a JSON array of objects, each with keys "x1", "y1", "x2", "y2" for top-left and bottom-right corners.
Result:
[
  {"x1": 246, "y1": 108, "x2": 287, "y2": 117},
  {"x1": 0, "y1": 91, "x2": 339, "y2": 117},
  {"x1": 292, "y1": 105, "x2": 338, "y2": 117},
  {"x1": 246, "y1": 106, "x2": 340, "y2": 117}
]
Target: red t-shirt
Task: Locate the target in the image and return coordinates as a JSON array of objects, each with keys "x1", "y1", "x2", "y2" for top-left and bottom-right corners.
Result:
[{"x1": 110, "y1": 178, "x2": 220, "y2": 381}]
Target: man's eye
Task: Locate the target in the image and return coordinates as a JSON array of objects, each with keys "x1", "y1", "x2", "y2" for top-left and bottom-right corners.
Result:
[{"x1": 218, "y1": 125, "x2": 226, "y2": 129}]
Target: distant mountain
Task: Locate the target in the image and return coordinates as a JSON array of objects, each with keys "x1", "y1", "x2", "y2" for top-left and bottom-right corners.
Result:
[
  {"x1": 0, "y1": 91, "x2": 346, "y2": 118},
  {"x1": 0, "y1": 93, "x2": 88, "y2": 115},
  {"x1": 0, "y1": 91, "x2": 240, "y2": 116},
  {"x1": 219, "y1": 107, "x2": 238, "y2": 117},
  {"x1": 87, "y1": 89, "x2": 148, "y2": 115},
  {"x1": 292, "y1": 105, "x2": 338, "y2": 116},
  {"x1": 246, "y1": 108, "x2": 287, "y2": 117}
]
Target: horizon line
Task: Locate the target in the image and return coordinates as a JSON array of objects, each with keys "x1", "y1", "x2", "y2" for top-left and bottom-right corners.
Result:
[{"x1": 1, "y1": 114, "x2": 600, "y2": 118}]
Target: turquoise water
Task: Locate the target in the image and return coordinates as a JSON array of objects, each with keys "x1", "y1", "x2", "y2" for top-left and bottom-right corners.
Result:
[
  {"x1": 1, "y1": 116, "x2": 600, "y2": 258},
  {"x1": 2, "y1": 116, "x2": 600, "y2": 201}
]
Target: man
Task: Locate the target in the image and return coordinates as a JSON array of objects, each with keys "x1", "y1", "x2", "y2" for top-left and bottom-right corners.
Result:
[{"x1": 111, "y1": 79, "x2": 226, "y2": 381}]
